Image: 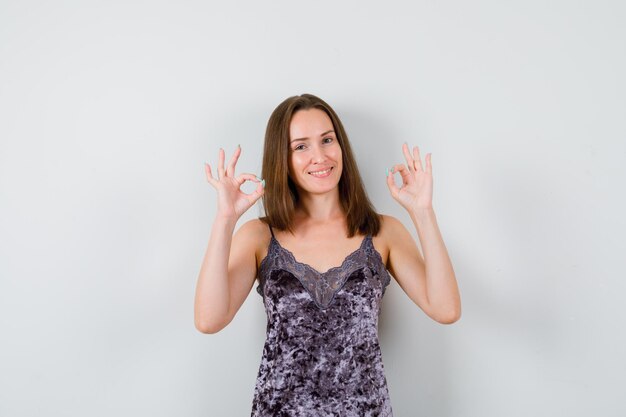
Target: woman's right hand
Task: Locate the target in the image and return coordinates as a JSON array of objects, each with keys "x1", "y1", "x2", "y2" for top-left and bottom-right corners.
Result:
[{"x1": 204, "y1": 145, "x2": 265, "y2": 220}]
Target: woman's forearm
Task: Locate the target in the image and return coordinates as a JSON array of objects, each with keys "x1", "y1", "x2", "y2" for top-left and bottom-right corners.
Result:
[
  {"x1": 409, "y1": 207, "x2": 461, "y2": 322},
  {"x1": 194, "y1": 215, "x2": 237, "y2": 333}
]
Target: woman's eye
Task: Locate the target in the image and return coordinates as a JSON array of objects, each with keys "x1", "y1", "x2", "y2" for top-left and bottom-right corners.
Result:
[
  {"x1": 294, "y1": 144, "x2": 306, "y2": 151},
  {"x1": 323, "y1": 137, "x2": 333, "y2": 144}
]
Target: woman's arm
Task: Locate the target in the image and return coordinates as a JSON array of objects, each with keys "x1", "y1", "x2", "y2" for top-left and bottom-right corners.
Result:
[
  {"x1": 385, "y1": 143, "x2": 461, "y2": 324},
  {"x1": 194, "y1": 217, "x2": 260, "y2": 334},
  {"x1": 384, "y1": 212, "x2": 461, "y2": 324},
  {"x1": 194, "y1": 215, "x2": 237, "y2": 333},
  {"x1": 194, "y1": 146, "x2": 264, "y2": 333}
]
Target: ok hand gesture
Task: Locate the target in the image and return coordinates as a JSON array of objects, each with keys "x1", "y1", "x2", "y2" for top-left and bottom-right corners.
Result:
[
  {"x1": 386, "y1": 143, "x2": 433, "y2": 211},
  {"x1": 204, "y1": 145, "x2": 265, "y2": 220}
]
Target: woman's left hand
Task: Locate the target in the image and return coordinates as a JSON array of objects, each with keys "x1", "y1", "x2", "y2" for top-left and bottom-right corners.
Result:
[{"x1": 386, "y1": 143, "x2": 433, "y2": 211}]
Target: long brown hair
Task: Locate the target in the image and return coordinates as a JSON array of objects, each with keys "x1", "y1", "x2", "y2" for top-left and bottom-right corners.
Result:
[{"x1": 259, "y1": 94, "x2": 381, "y2": 238}]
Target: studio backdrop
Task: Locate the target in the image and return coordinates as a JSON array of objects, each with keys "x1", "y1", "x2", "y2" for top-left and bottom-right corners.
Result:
[{"x1": 1, "y1": 1, "x2": 624, "y2": 416}]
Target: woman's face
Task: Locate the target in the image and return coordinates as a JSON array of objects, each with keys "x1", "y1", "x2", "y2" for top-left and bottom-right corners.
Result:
[{"x1": 288, "y1": 108, "x2": 343, "y2": 196}]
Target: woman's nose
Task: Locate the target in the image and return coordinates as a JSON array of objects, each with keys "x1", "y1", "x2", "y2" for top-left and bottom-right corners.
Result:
[{"x1": 311, "y1": 144, "x2": 326, "y2": 162}]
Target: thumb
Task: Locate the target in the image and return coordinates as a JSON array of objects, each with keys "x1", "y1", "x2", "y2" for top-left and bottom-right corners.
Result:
[
  {"x1": 386, "y1": 168, "x2": 400, "y2": 199},
  {"x1": 244, "y1": 177, "x2": 265, "y2": 205}
]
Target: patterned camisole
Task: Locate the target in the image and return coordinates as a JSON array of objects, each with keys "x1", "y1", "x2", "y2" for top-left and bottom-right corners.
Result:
[{"x1": 251, "y1": 225, "x2": 393, "y2": 416}]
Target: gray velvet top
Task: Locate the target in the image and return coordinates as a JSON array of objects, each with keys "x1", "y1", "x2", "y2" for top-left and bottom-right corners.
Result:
[{"x1": 251, "y1": 225, "x2": 393, "y2": 416}]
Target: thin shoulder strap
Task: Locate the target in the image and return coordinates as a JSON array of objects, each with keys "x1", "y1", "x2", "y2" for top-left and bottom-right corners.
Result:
[{"x1": 268, "y1": 224, "x2": 275, "y2": 238}]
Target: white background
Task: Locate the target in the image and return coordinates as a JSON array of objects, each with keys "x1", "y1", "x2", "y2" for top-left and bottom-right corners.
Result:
[{"x1": 1, "y1": 1, "x2": 625, "y2": 416}]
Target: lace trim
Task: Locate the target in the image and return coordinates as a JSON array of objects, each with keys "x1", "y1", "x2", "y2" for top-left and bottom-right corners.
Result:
[{"x1": 256, "y1": 235, "x2": 391, "y2": 308}]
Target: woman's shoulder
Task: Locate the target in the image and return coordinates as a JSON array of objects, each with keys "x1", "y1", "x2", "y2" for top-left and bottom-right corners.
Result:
[
  {"x1": 371, "y1": 213, "x2": 408, "y2": 265},
  {"x1": 376, "y1": 213, "x2": 407, "y2": 237},
  {"x1": 236, "y1": 217, "x2": 272, "y2": 241},
  {"x1": 234, "y1": 217, "x2": 273, "y2": 261}
]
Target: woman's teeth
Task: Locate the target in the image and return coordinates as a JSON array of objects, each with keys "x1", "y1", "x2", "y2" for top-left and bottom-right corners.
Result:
[{"x1": 309, "y1": 167, "x2": 332, "y2": 177}]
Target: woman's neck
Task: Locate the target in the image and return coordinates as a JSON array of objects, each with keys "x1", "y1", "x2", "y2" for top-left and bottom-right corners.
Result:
[{"x1": 295, "y1": 190, "x2": 344, "y2": 223}]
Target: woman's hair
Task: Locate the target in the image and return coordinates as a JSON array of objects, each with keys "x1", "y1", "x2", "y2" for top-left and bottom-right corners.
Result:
[{"x1": 259, "y1": 93, "x2": 381, "y2": 238}]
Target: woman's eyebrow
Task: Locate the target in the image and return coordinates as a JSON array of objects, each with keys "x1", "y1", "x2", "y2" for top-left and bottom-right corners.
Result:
[{"x1": 291, "y1": 130, "x2": 335, "y2": 143}]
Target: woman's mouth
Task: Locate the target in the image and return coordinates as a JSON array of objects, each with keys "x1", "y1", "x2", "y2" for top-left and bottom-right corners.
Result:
[{"x1": 308, "y1": 167, "x2": 333, "y2": 178}]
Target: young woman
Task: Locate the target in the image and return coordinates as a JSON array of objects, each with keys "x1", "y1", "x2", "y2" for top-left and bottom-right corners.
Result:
[{"x1": 195, "y1": 94, "x2": 461, "y2": 416}]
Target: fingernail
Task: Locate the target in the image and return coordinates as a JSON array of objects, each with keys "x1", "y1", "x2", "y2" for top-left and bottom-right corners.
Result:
[
  {"x1": 261, "y1": 179, "x2": 266, "y2": 188},
  {"x1": 237, "y1": 144, "x2": 240, "y2": 148}
]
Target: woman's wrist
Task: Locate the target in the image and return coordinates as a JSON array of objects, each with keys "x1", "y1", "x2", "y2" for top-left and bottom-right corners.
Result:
[{"x1": 409, "y1": 206, "x2": 435, "y2": 225}]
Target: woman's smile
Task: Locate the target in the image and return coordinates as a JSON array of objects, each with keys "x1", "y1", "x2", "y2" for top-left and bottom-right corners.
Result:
[{"x1": 308, "y1": 166, "x2": 334, "y2": 178}]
